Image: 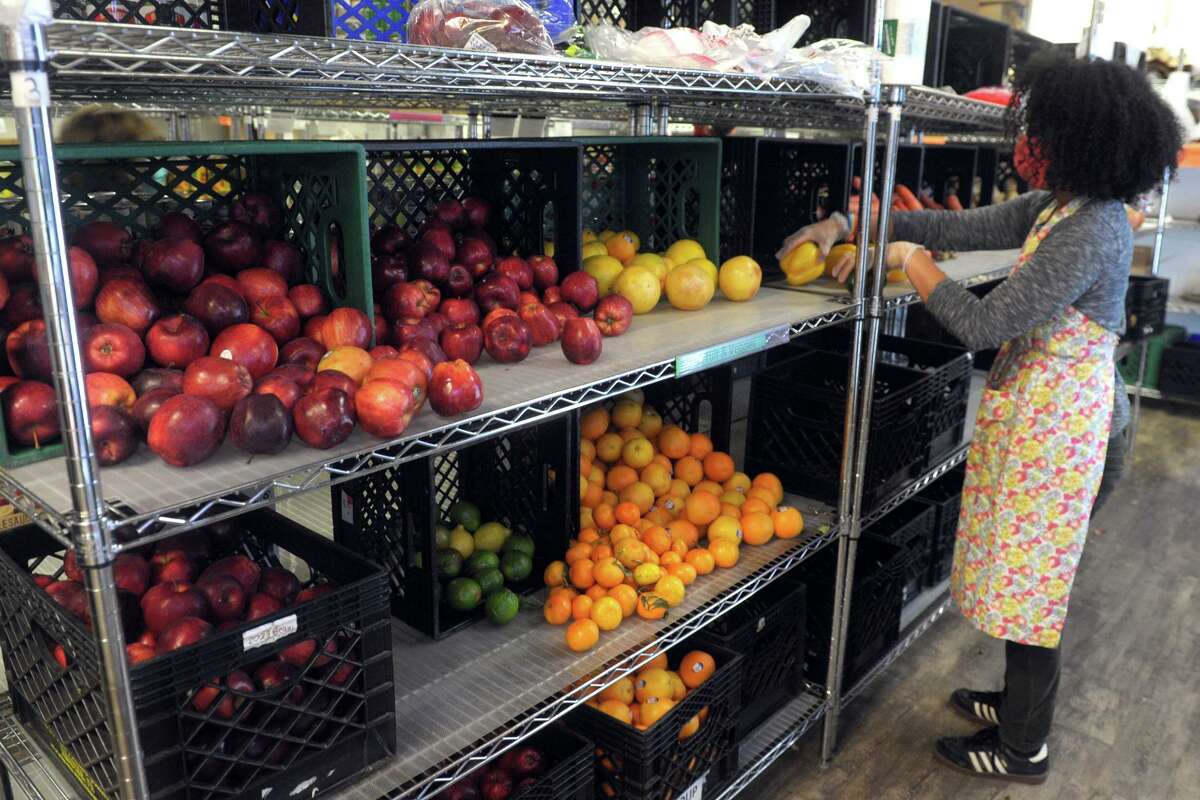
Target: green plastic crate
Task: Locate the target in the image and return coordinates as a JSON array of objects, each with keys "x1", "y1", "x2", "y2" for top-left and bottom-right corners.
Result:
[
  {"x1": 0, "y1": 141, "x2": 372, "y2": 468},
  {"x1": 1119, "y1": 324, "x2": 1187, "y2": 390},
  {"x1": 576, "y1": 137, "x2": 721, "y2": 259}
]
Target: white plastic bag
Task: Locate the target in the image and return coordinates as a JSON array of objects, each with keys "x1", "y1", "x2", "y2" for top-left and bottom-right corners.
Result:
[
  {"x1": 407, "y1": 0, "x2": 556, "y2": 56},
  {"x1": 776, "y1": 38, "x2": 889, "y2": 96}
]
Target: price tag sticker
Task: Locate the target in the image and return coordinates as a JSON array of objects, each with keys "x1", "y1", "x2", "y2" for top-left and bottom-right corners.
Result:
[
  {"x1": 680, "y1": 773, "x2": 706, "y2": 800},
  {"x1": 243, "y1": 614, "x2": 298, "y2": 651},
  {"x1": 675, "y1": 325, "x2": 789, "y2": 378},
  {"x1": 9, "y1": 70, "x2": 50, "y2": 109}
]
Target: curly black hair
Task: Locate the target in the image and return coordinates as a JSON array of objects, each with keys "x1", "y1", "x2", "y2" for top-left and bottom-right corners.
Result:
[{"x1": 1006, "y1": 54, "x2": 1184, "y2": 202}]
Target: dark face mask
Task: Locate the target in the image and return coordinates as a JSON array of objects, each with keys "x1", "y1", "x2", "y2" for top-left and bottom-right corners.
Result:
[{"x1": 1014, "y1": 134, "x2": 1050, "y2": 189}]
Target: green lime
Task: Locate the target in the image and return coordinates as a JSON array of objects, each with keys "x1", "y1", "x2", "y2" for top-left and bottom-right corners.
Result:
[
  {"x1": 448, "y1": 525, "x2": 474, "y2": 559},
  {"x1": 436, "y1": 548, "x2": 463, "y2": 580},
  {"x1": 435, "y1": 525, "x2": 452, "y2": 550},
  {"x1": 465, "y1": 551, "x2": 500, "y2": 576},
  {"x1": 445, "y1": 577, "x2": 482, "y2": 611},
  {"x1": 449, "y1": 501, "x2": 482, "y2": 532},
  {"x1": 474, "y1": 567, "x2": 505, "y2": 598},
  {"x1": 503, "y1": 532, "x2": 536, "y2": 558},
  {"x1": 500, "y1": 550, "x2": 533, "y2": 583},
  {"x1": 473, "y1": 521, "x2": 510, "y2": 553},
  {"x1": 485, "y1": 589, "x2": 520, "y2": 625}
]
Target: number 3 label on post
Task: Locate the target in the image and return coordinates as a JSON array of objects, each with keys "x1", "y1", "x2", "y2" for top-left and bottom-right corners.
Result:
[{"x1": 9, "y1": 70, "x2": 50, "y2": 108}]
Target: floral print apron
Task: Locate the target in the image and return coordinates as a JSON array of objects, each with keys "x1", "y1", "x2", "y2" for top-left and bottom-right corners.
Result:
[{"x1": 951, "y1": 198, "x2": 1117, "y2": 649}]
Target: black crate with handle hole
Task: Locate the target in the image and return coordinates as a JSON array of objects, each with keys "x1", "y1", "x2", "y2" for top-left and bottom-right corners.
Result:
[
  {"x1": 331, "y1": 416, "x2": 574, "y2": 639},
  {"x1": 791, "y1": 537, "x2": 903, "y2": 688},
  {"x1": 747, "y1": 331, "x2": 971, "y2": 511},
  {"x1": 1159, "y1": 341, "x2": 1200, "y2": 400},
  {"x1": 913, "y1": 464, "x2": 966, "y2": 587},
  {"x1": 569, "y1": 638, "x2": 742, "y2": 800},
  {"x1": 1124, "y1": 275, "x2": 1170, "y2": 341},
  {"x1": 53, "y1": 0, "x2": 329, "y2": 34},
  {"x1": 863, "y1": 499, "x2": 936, "y2": 604},
  {"x1": 361, "y1": 139, "x2": 582, "y2": 278},
  {"x1": 0, "y1": 510, "x2": 394, "y2": 800},
  {"x1": 693, "y1": 577, "x2": 806, "y2": 739},
  {"x1": 719, "y1": 138, "x2": 853, "y2": 273}
]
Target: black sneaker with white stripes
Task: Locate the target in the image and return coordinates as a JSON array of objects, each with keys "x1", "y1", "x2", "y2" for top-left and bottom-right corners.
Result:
[
  {"x1": 950, "y1": 688, "x2": 1003, "y2": 725},
  {"x1": 935, "y1": 727, "x2": 1049, "y2": 784}
]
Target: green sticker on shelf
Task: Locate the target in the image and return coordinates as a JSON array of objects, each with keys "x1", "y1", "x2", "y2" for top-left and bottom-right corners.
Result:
[{"x1": 675, "y1": 326, "x2": 790, "y2": 377}]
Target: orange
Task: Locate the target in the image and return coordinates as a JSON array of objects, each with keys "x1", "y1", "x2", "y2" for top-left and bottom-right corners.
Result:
[
  {"x1": 582, "y1": 480, "x2": 603, "y2": 509},
  {"x1": 594, "y1": 557, "x2": 626, "y2": 589},
  {"x1": 719, "y1": 490, "x2": 746, "y2": 509},
  {"x1": 614, "y1": 502, "x2": 641, "y2": 527},
  {"x1": 614, "y1": 538, "x2": 647, "y2": 569},
  {"x1": 702, "y1": 451, "x2": 735, "y2": 482},
  {"x1": 601, "y1": 676, "x2": 635, "y2": 704},
  {"x1": 642, "y1": 526, "x2": 672, "y2": 556},
  {"x1": 566, "y1": 619, "x2": 600, "y2": 652},
  {"x1": 606, "y1": 464, "x2": 638, "y2": 493},
  {"x1": 708, "y1": 538, "x2": 739, "y2": 568},
  {"x1": 686, "y1": 548, "x2": 716, "y2": 575},
  {"x1": 658, "y1": 425, "x2": 690, "y2": 459},
  {"x1": 638, "y1": 408, "x2": 663, "y2": 438},
  {"x1": 635, "y1": 668, "x2": 674, "y2": 704},
  {"x1": 593, "y1": 503, "x2": 616, "y2": 531},
  {"x1": 741, "y1": 512, "x2": 774, "y2": 545},
  {"x1": 741, "y1": 497, "x2": 772, "y2": 517},
  {"x1": 599, "y1": 700, "x2": 633, "y2": 724},
  {"x1": 634, "y1": 517, "x2": 654, "y2": 534},
  {"x1": 544, "y1": 592, "x2": 572, "y2": 625},
  {"x1": 723, "y1": 472, "x2": 752, "y2": 494},
  {"x1": 571, "y1": 594, "x2": 594, "y2": 621},
  {"x1": 622, "y1": 437, "x2": 654, "y2": 469},
  {"x1": 720, "y1": 502, "x2": 742, "y2": 520},
  {"x1": 772, "y1": 506, "x2": 804, "y2": 539},
  {"x1": 643, "y1": 651, "x2": 669, "y2": 671},
  {"x1": 589, "y1": 465, "x2": 606, "y2": 486},
  {"x1": 666, "y1": 562, "x2": 698, "y2": 586},
  {"x1": 601, "y1": 490, "x2": 619, "y2": 509},
  {"x1": 591, "y1": 596, "x2": 623, "y2": 631},
  {"x1": 548, "y1": 586, "x2": 577, "y2": 603},
  {"x1": 678, "y1": 713, "x2": 701, "y2": 741},
  {"x1": 581, "y1": 407, "x2": 610, "y2": 440},
  {"x1": 586, "y1": 584, "x2": 608, "y2": 601},
  {"x1": 666, "y1": 519, "x2": 700, "y2": 547},
  {"x1": 608, "y1": 584, "x2": 638, "y2": 618},
  {"x1": 569, "y1": 558, "x2": 596, "y2": 590},
  {"x1": 675, "y1": 456, "x2": 704, "y2": 487},
  {"x1": 619, "y1": 482, "x2": 655, "y2": 515},
  {"x1": 595, "y1": 432, "x2": 624, "y2": 463},
  {"x1": 694, "y1": 480, "x2": 724, "y2": 498},
  {"x1": 592, "y1": 542, "x2": 613, "y2": 561},
  {"x1": 636, "y1": 592, "x2": 669, "y2": 620},
  {"x1": 640, "y1": 463, "x2": 672, "y2": 497},
  {"x1": 642, "y1": 547, "x2": 660, "y2": 566},
  {"x1": 747, "y1": 487, "x2": 778, "y2": 509},
  {"x1": 666, "y1": 478, "x2": 691, "y2": 500},
  {"x1": 651, "y1": 453, "x2": 673, "y2": 473},
  {"x1": 752, "y1": 472, "x2": 784, "y2": 504},
  {"x1": 544, "y1": 560, "x2": 567, "y2": 588},
  {"x1": 606, "y1": 230, "x2": 640, "y2": 263},
  {"x1": 580, "y1": 455, "x2": 593, "y2": 477},
  {"x1": 565, "y1": 542, "x2": 593, "y2": 565},
  {"x1": 610, "y1": 523, "x2": 638, "y2": 543},
  {"x1": 670, "y1": 538, "x2": 689, "y2": 557},
  {"x1": 639, "y1": 698, "x2": 675, "y2": 729},
  {"x1": 633, "y1": 562, "x2": 662, "y2": 587},
  {"x1": 610, "y1": 398, "x2": 643, "y2": 430},
  {"x1": 654, "y1": 575, "x2": 686, "y2": 607},
  {"x1": 667, "y1": 671, "x2": 687, "y2": 701},
  {"x1": 579, "y1": 527, "x2": 600, "y2": 544},
  {"x1": 684, "y1": 492, "x2": 721, "y2": 527},
  {"x1": 688, "y1": 433, "x2": 713, "y2": 460},
  {"x1": 580, "y1": 438, "x2": 596, "y2": 462},
  {"x1": 659, "y1": 551, "x2": 682, "y2": 566},
  {"x1": 707, "y1": 515, "x2": 742, "y2": 544},
  {"x1": 619, "y1": 428, "x2": 645, "y2": 443},
  {"x1": 645, "y1": 507, "x2": 673, "y2": 526},
  {"x1": 580, "y1": 507, "x2": 594, "y2": 531},
  {"x1": 679, "y1": 651, "x2": 715, "y2": 688}
]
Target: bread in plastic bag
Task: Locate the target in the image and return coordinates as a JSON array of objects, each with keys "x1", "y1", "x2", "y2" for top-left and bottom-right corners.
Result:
[{"x1": 407, "y1": 0, "x2": 557, "y2": 55}]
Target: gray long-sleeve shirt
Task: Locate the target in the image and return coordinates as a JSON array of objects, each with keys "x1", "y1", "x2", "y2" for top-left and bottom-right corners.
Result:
[{"x1": 892, "y1": 191, "x2": 1131, "y2": 432}]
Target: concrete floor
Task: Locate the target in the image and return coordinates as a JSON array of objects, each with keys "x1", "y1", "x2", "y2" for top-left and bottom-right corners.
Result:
[{"x1": 749, "y1": 403, "x2": 1200, "y2": 800}]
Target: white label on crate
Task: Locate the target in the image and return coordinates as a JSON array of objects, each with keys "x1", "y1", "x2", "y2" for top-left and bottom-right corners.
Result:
[
  {"x1": 243, "y1": 614, "x2": 298, "y2": 651},
  {"x1": 340, "y1": 491, "x2": 355, "y2": 525},
  {"x1": 9, "y1": 70, "x2": 50, "y2": 109},
  {"x1": 681, "y1": 773, "x2": 706, "y2": 800},
  {"x1": 675, "y1": 325, "x2": 789, "y2": 378}
]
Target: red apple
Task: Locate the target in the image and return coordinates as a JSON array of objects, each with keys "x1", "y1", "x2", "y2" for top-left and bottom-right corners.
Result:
[
  {"x1": 131, "y1": 387, "x2": 177, "y2": 432},
  {"x1": 495, "y1": 257, "x2": 533, "y2": 291},
  {"x1": 594, "y1": 295, "x2": 634, "y2": 337},
  {"x1": 428, "y1": 359, "x2": 483, "y2": 416},
  {"x1": 156, "y1": 211, "x2": 202, "y2": 242},
  {"x1": 261, "y1": 241, "x2": 304, "y2": 285},
  {"x1": 136, "y1": 630, "x2": 157, "y2": 649},
  {"x1": 64, "y1": 549, "x2": 83, "y2": 582},
  {"x1": 246, "y1": 592, "x2": 283, "y2": 621},
  {"x1": 204, "y1": 221, "x2": 262, "y2": 274},
  {"x1": 519, "y1": 302, "x2": 561, "y2": 346},
  {"x1": 546, "y1": 301, "x2": 579, "y2": 329},
  {"x1": 97, "y1": 266, "x2": 145, "y2": 287},
  {"x1": 528, "y1": 256, "x2": 559, "y2": 290},
  {"x1": 445, "y1": 264, "x2": 475, "y2": 298},
  {"x1": 475, "y1": 274, "x2": 521, "y2": 313},
  {"x1": 131, "y1": 368, "x2": 183, "y2": 396},
  {"x1": 384, "y1": 280, "x2": 440, "y2": 322},
  {"x1": 295, "y1": 583, "x2": 335, "y2": 604},
  {"x1": 372, "y1": 252, "x2": 408, "y2": 294},
  {"x1": 439, "y1": 298, "x2": 481, "y2": 328},
  {"x1": 60, "y1": 246, "x2": 100, "y2": 309},
  {"x1": 113, "y1": 553, "x2": 151, "y2": 596},
  {"x1": 158, "y1": 616, "x2": 213, "y2": 653},
  {"x1": 279, "y1": 337, "x2": 323, "y2": 370},
  {"x1": 91, "y1": 405, "x2": 138, "y2": 465},
  {"x1": 392, "y1": 316, "x2": 439, "y2": 348},
  {"x1": 542, "y1": 286, "x2": 563, "y2": 305},
  {"x1": 183, "y1": 355, "x2": 253, "y2": 413},
  {"x1": 95, "y1": 277, "x2": 160, "y2": 336},
  {"x1": 519, "y1": 290, "x2": 540, "y2": 307},
  {"x1": 126, "y1": 643, "x2": 156, "y2": 664},
  {"x1": 482, "y1": 307, "x2": 518, "y2": 332},
  {"x1": 228, "y1": 394, "x2": 293, "y2": 455},
  {"x1": 232, "y1": 193, "x2": 282, "y2": 235},
  {"x1": 440, "y1": 324, "x2": 483, "y2": 364},
  {"x1": 196, "y1": 574, "x2": 246, "y2": 622},
  {"x1": 420, "y1": 227, "x2": 456, "y2": 262},
  {"x1": 288, "y1": 284, "x2": 329, "y2": 319},
  {"x1": 85, "y1": 322, "x2": 149, "y2": 376},
  {"x1": 356, "y1": 377, "x2": 419, "y2": 438},
  {"x1": 480, "y1": 769, "x2": 512, "y2": 800},
  {"x1": 397, "y1": 348, "x2": 434, "y2": 383},
  {"x1": 414, "y1": 244, "x2": 451, "y2": 286},
  {"x1": 183, "y1": 282, "x2": 249, "y2": 335},
  {"x1": 364, "y1": 358, "x2": 428, "y2": 394},
  {"x1": 267, "y1": 363, "x2": 315, "y2": 389},
  {"x1": 259, "y1": 567, "x2": 301, "y2": 604},
  {"x1": 434, "y1": 198, "x2": 466, "y2": 229},
  {"x1": 321, "y1": 307, "x2": 372, "y2": 350},
  {"x1": 309, "y1": 369, "x2": 357, "y2": 404},
  {"x1": 154, "y1": 528, "x2": 212, "y2": 563},
  {"x1": 562, "y1": 317, "x2": 603, "y2": 364},
  {"x1": 250, "y1": 296, "x2": 301, "y2": 345},
  {"x1": 237, "y1": 268, "x2": 288, "y2": 305},
  {"x1": 210, "y1": 323, "x2": 278, "y2": 381},
  {"x1": 45, "y1": 581, "x2": 87, "y2": 622},
  {"x1": 2, "y1": 380, "x2": 58, "y2": 447},
  {"x1": 279, "y1": 638, "x2": 317, "y2": 668},
  {"x1": 404, "y1": 336, "x2": 447, "y2": 366},
  {"x1": 371, "y1": 225, "x2": 408, "y2": 256},
  {"x1": 151, "y1": 550, "x2": 196, "y2": 584},
  {"x1": 72, "y1": 220, "x2": 132, "y2": 268},
  {"x1": 560, "y1": 271, "x2": 600, "y2": 313},
  {"x1": 303, "y1": 315, "x2": 326, "y2": 345},
  {"x1": 147, "y1": 394, "x2": 224, "y2": 466},
  {"x1": 0, "y1": 235, "x2": 34, "y2": 283},
  {"x1": 253, "y1": 374, "x2": 302, "y2": 412},
  {"x1": 373, "y1": 302, "x2": 389, "y2": 345},
  {"x1": 200, "y1": 273, "x2": 245, "y2": 298},
  {"x1": 0, "y1": 376, "x2": 17, "y2": 393},
  {"x1": 6, "y1": 319, "x2": 51, "y2": 380},
  {"x1": 140, "y1": 238, "x2": 204, "y2": 293},
  {"x1": 484, "y1": 316, "x2": 531, "y2": 363},
  {"x1": 369, "y1": 345, "x2": 399, "y2": 360},
  {"x1": 141, "y1": 580, "x2": 209, "y2": 632},
  {"x1": 85, "y1": 372, "x2": 136, "y2": 411},
  {"x1": 200, "y1": 555, "x2": 261, "y2": 596},
  {"x1": 3, "y1": 283, "x2": 40, "y2": 327},
  {"x1": 293, "y1": 387, "x2": 355, "y2": 449},
  {"x1": 145, "y1": 315, "x2": 208, "y2": 370},
  {"x1": 455, "y1": 236, "x2": 492, "y2": 269},
  {"x1": 463, "y1": 198, "x2": 492, "y2": 230}
]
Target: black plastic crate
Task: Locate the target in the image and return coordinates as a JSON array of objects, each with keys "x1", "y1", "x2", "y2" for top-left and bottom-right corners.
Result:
[
  {"x1": 904, "y1": 277, "x2": 1004, "y2": 371},
  {"x1": 572, "y1": 639, "x2": 742, "y2": 800},
  {"x1": 694, "y1": 578, "x2": 806, "y2": 738},
  {"x1": 939, "y1": 6, "x2": 1008, "y2": 94},
  {"x1": 863, "y1": 500, "x2": 936, "y2": 604},
  {"x1": 799, "y1": 0, "x2": 870, "y2": 44},
  {"x1": 331, "y1": 416, "x2": 574, "y2": 639},
  {"x1": 920, "y1": 145, "x2": 980, "y2": 209},
  {"x1": 0, "y1": 511, "x2": 394, "y2": 800},
  {"x1": 748, "y1": 332, "x2": 971, "y2": 510},
  {"x1": 720, "y1": 138, "x2": 853, "y2": 272},
  {"x1": 853, "y1": 143, "x2": 924, "y2": 206},
  {"x1": 362, "y1": 139, "x2": 582, "y2": 276},
  {"x1": 977, "y1": 147, "x2": 1028, "y2": 207},
  {"x1": 1006, "y1": 29, "x2": 1057, "y2": 84},
  {"x1": 1160, "y1": 341, "x2": 1200, "y2": 399},
  {"x1": 54, "y1": 0, "x2": 330, "y2": 35},
  {"x1": 913, "y1": 464, "x2": 965, "y2": 587},
  {"x1": 793, "y1": 538, "x2": 904, "y2": 688},
  {"x1": 643, "y1": 365, "x2": 735, "y2": 454},
  {"x1": 1125, "y1": 275, "x2": 1170, "y2": 341}
]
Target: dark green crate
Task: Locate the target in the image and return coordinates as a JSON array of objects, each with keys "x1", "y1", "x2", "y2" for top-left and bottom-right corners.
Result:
[
  {"x1": 576, "y1": 137, "x2": 721, "y2": 259},
  {"x1": 0, "y1": 140, "x2": 372, "y2": 469},
  {"x1": 1119, "y1": 325, "x2": 1187, "y2": 390}
]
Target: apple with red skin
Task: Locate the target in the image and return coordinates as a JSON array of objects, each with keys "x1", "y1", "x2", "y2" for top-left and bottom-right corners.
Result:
[
  {"x1": 364, "y1": 358, "x2": 428, "y2": 394},
  {"x1": 414, "y1": 243, "x2": 451, "y2": 286},
  {"x1": 131, "y1": 368, "x2": 183, "y2": 396},
  {"x1": 403, "y1": 336, "x2": 447, "y2": 366},
  {"x1": 158, "y1": 616, "x2": 212, "y2": 653},
  {"x1": 527, "y1": 255, "x2": 558, "y2": 290},
  {"x1": 183, "y1": 356, "x2": 252, "y2": 413},
  {"x1": 495, "y1": 257, "x2": 533, "y2": 291},
  {"x1": 309, "y1": 369, "x2": 357, "y2": 403},
  {"x1": 0, "y1": 234, "x2": 34, "y2": 282},
  {"x1": 434, "y1": 198, "x2": 466, "y2": 229},
  {"x1": 140, "y1": 238, "x2": 204, "y2": 293},
  {"x1": 480, "y1": 769, "x2": 512, "y2": 800},
  {"x1": 131, "y1": 388, "x2": 177, "y2": 432},
  {"x1": 140, "y1": 580, "x2": 209, "y2": 632},
  {"x1": 459, "y1": 197, "x2": 490, "y2": 230},
  {"x1": 232, "y1": 193, "x2": 282, "y2": 235},
  {"x1": 321, "y1": 307, "x2": 373, "y2": 350},
  {"x1": 197, "y1": 574, "x2": 246, "y2": 622},
  {"x1": 296, "y1": 583, "x2": 335, "y2": 604},
  {"x1": 420, "y1": 227, "x2": 456, "y2": 263},
  {"x1": 85, "y1": 372, "x2": 136, "y2": 411},
  {"x1": 250, "y1": 296, "x2": 301, "y2": 345},
  {"x1": 392, "y1": 316, "x2": 440, "y2": 348},
  {"x1": 236, "y1": 268, "x2": 288, "y2": 305},
  {"x1": 371, "y1": 225, "x2": 408, "y2": 256},
  {"x1": 126, "y1": 643, "x2": 156, "y2": 664},
  {"x1": 372, "y1": 252, "x2": 408, "y2": 294},
  {"x1": 136, "y1": 630, "x2": 157, "y2": 649},
  {"x1": 369, "y1": 345, "x2": 399, "y2": 360},
  {"x1": 200, "y1": 273, "x2": 245, "y2": 298},
  {"x1": 455, "y1": 236, "x2": 492, "y2": 268},
  {"x1": 33, "y1": 574, "x2": 53, "y2": 589},
  {"x1": 200, "y1": 555, "x2": 261, "y2": 596},
  {"x1": 253, "y1": 374, "x2": 302, "y2": 412},
  {"x1": 303, "y1": 315, "x2": 326, "y2": 345},
  {"x1": 561, "y1": 318, "x2": 603, "y2": 365},
  {"x1": 267, "y1": 364, "x2": 315, "y2": 392},
  {"x1": 184, "y1": 282, "x2": 249, "y2": 335},
  {"x1": 254, "y1": 661, "x2": 303, "y2": 706},
  {"x1": 2, "y1": 380, "x2": 58, "y2": 446},
  {"x1": 151, "y1": 549, "x2": 196, "y2": 584},
  {"x1": 440, "y1": 324, "x2": 483, "y2": 364},
  {"x1": 112, "y1": 553, "x2": 151, "y2": 596},
  {"x1": 542, "y1": 286, "x2": 562, "y2": 306},
  {"x1": 518, "y1": 302, "x2": 561, "y2": 346},
  {"x1": 428, "y1": 359, "x2": 483, "y2": 416},
  {"x1": 439, "y1": 298, "x2": 481, "y2": 328},
  {"x1": 259, "y1": 567, "x2": 301, "y2": 604},
  {"x1": 287, "y1": 284, "x2": 328, "y2": 319},
  {"x1": 279, "y1": 638, "x2": 319, "y2": 668},
  {"x1": 0, "y1": 376, "x2": 16, "y2": 393},
  {"x1": 246, "y1": 592, "x2": 283, "y2": 621},
  {"x1": 51, "y1": 246, "x2": 100, "y2": 310},
  {"x1": 475, "y1": 274, "x2": 521, "y2": 314},
  {"x1": 384, "y1": 280, "x2": 440, "y2": 322},
  {"x1": 373, "y1": 302, "x2": 389, "y2": 345},
  {"x1": 95, "y1": 277, "x2": 160, "y2": 336},
  {"x1": 278, "y1": 337, "x2": 323, "y2": 371},
  {"x1": 356, "y1": 377, "x2": 420, "y2": 438},
  {"x1": 483, "y1": 316, "x2": 531, "y2": 363},
  {"x1": 210, "y1": 323, "x2": 278, "y2": 381},
  {"x1": 293, "y1": 387, "x2": 355, "y2": 449},
  {"x1": 4, "y1": 283, "x2": 41, "y2": 327},
  {"x1": 145, "y1": 314, "x2": 208, "y2": 369},
  {"x1": 443, "y1": 780, "x2": 480, "y2": 800},
  {"x1": 97, "y1": 266, "x2": 145, "y2": 288},
  {"x1": 45, "y1": 581, "x2": 87, "y2": 622},
  {"x1": 147, "y1": 394, "x2": 224, "y2": 466},
  {"x1": 509, "y1": 745, "x2": 544, "y2": 778},
  {"x1": 482, "y1": 307, "x2": 518, "y2": 332},
  {"x1": 72, "y1": 220, "x2": 132, "y2": 269},
  {"x1": 190, "y1": 678, "x2": 233, "y2": 718},
  {"x1": 594, "y1": 295, "x2": 634, "y2": 337},
  {"x1": 228, "y1": 393, "x2": 293, "y2": 455},
  {"x1": 0, "y1": 271, "x2": 10, "y2": 313},
  {"x1": 90, "y1": 405, "x2": 138, "y2": 465},
  {"x1": 546, "y1": 301, "x2": 579, "y2": 330},
  {"x1": 260, "y1": 240, "x2": 304, "y2": 285},
  {"x1": 156, "y1": 211, "x2": 202, "y2": 242},
  {"x1": 155, "y1": 528, "x2": 212, "y2": 564},
  {"x1": 64, "y1": 549, "x2": 84, "y2": 582},
  {"x1": 518, "y1": 290, "x2": 540, "y2": 308},
  {"x1": 445, "y1": 264, "x2": 475, "y2": 298},
  {"x1": 203, "y1": 222, "x2": 262, "y2": 274},
  {"x1": 7, "y1": 319, "x2": 51, "y2": 380},
  {"x1": 560, "y1": 271, "x2": 600, "y2": 313},
  {"x1": 397, "y1": 348, "x2": 434, "y2": 383}
]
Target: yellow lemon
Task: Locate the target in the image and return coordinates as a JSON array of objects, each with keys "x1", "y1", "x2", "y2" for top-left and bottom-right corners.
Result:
[
  {"x1": 584, "y1": 255, "x2": 625, "y2": 296},
  {"x1": 665, "y1": 239, "x2": 706, "y2": 265},
  {"x1": 628, "y1": 253, "x2": 669, "y2": 287},
  {"x1": 664, "y1": 263, "x2": 715, "y2": 311},
  {"x1": 582, "y1": 241, "x2": 609, "y2": 259},
  {"x1": 613, "y1": 266, "x2": 662, "y2": 314},
  {"x1": 685, "y1": 258, "x2": 719, "y2": 286},
  {"x1": 718, "y1": 256, "x2": 762, "y2": 301}
]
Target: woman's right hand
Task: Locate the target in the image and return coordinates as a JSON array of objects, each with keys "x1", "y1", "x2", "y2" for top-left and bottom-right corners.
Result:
[{"x1": 774, "y1": 214, "x2": 849, "y2": 261}]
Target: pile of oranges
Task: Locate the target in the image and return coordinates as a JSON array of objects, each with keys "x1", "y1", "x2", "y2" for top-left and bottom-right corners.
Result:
[
  {"x1": 587, "y1": 650, "x2": 717, "y2": 741},
  {"x1": 544, "y1": 391, "x2": 805, "y2": 652}
]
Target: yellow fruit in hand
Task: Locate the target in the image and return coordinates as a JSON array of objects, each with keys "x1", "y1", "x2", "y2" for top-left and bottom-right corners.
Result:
[
  {"x1": 584, "y1": 255, "x2": 625, "y2": 296},
  {"x1": 628, "y1": 253, "x2": 669, "y2": 287},
  {"x1": 718, "y1": 256, "x2": 763, "y2": 301},
  {"x1": 780, "y1": 242, "x2": 824, "y2": 286},
  {"x1": 825, "y1": 243, "x2": 857, "y2": 276},
  {"x1": 582, "y1": 241, "x2": 608, "y2": 259},
  {"x1": 665, "y1": 239, "x2": 706, "y2": 265},
  {"x1": 613, "y1": 266, "x2": 662, "y2": 314},
  {"x1": 887, "y1": 268, "x2": 909, "y2": 284},
  {"x1": 665, "y1": 263, "x2": 715, "y2": 311},
  {"x1": 685, "y1": 258, "x2": 719, "y2": 286}
]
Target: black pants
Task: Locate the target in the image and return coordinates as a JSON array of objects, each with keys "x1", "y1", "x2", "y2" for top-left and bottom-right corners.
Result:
[{"x1": 998, "y1": 429, "x2": 1126, "y2": 751}]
